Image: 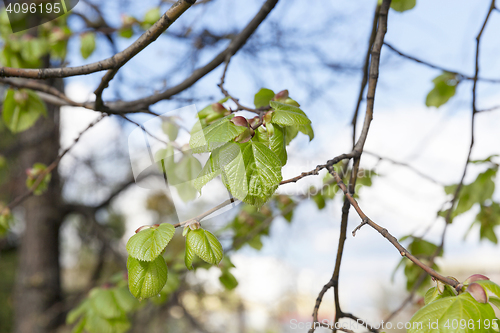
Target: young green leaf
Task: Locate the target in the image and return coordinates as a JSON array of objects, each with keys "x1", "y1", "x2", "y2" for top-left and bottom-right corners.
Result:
[
  {"x1": 89, "y1": 288, "x2": 123, "y2": 319},
  {"x1": 219, "y1": 269, "x2": 238, "y2": 290},
  {"x1": 391, "y1": 0, "x2": 416, "y2": 12},
  {"x1": 126, "y1": 223, "x2": 175, "y2": 261},
  {"x1": 254, "y1": 88, "x2": 275, "y2": 108},
  {"x1": 189, "y1": 115, "x2": 246, "y2": 153},
  {"x1": 127, "y1": 255, "x2": 168, "y2": 300},
  {"x1": 80, "y1": 32, "x2": 96, "y2": 59},
  {"x1": 3, "y1": 89, "x2": 47, "y2": 133},
  {"x1": 186, "y1": 228, "x2": 223, "y2": 266},
  {"x1": 269, "y1": 101, "x2": 311, "y2": 126},
  {"x1": 221, "y1": 141, "x2": 283, "y2": 207},
  {"x1": 184, "y1": 238, "x2": 196, "y2": 270},
  {"x1": 143, "y1": 8, "x2": 161, "y2": 26},
  {"x1": 26, "y1": 163, "x2": 51, "y2": 195},
  {"x1": 409, "y1": 292, "x2": 497, "y2": 333},
  {"x1": 425, "y1": 72, "x2": 458, "y2": 108}
]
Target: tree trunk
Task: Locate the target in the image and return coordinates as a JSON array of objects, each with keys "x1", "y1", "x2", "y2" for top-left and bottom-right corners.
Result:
[{"x1": 13, "y1": 81, "x2": 63, "y2": 333}]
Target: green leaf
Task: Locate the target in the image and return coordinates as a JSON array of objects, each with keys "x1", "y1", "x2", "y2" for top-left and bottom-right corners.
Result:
[
  {"x1": 174, "y1": 154, "x2": 202, "y2": 202},
  {"x1": 424, "y1": 286, "x2": 456, "y2": 305},
  {"x1": 126, "y1": 223, "x2": 175, "y2": 261},
  {"x1": 425, "y1": 72, "x2": 458, "y2": 108},
  {"x1": 80, "y1": 32, "x2": 96, "y2": 59},
  {"x1": 477, "y1": 280, "x2": 500, "y2": 300},
  {"x1": 186, "y1": 228, "x2": 223, "y2": 266},
  {"x1": 471, "y1": 203, "x2": 500, "y2": 244},
  {"x1": 119, "y1": 27, "x2": 134, "y2": 38},
  {"x1": 89, "y1": 289, "x2": 123, "y2": 319},
  {"x1": 391, "y1": 0, "x2": 416, "y2": 12},
  {"x1": 219, "y1": 269, "x2": 238, "y2": 290},
  {"x1": 223, "y1": 141, "x2": 283, "y2": 207},
  {"x1": 269, "y1": 101, "x2": 311, "y2": 126},
  {"x1": 489, "y1": 296, "x2": 500, "y2": 310},
  {"x1": 313, "y1": 194, "x2": 326, "y2": 210},
  {"x1": 254, "y1": 124, "x2": 287, "y2": 166},
  {"x1": 127, "y1": 255, "x2": 168, "y2": 300},
  {"x1": 67, "y1": 299, "x2": 90, "y2": 324},
  {"x1": 409, "y1": 292, "x2": 497, "y2": 333},
  {"x1": 112, "y1": 287, "x2": 138, "y2": 313},
  {"x1": 448, "y1": 167, "x2": 497, "y2": 221},
  {"x1": 143, "y1": 8, "x2": 161, "y2": 26},
  {"x1": 162, "y1": 120, "x2": 179, "y2": 141},
  {"x1": 184, "y1": 237, "x2": 196, "y2": 270},
  {"x1": 85, "y1": 310, "x2": 130, "y2": 333},
  {"x1": 189, "y1": 115, "x2": 246, "y2": 153},
  {"x1": 254, "y1": 88, "x2": 275, "y2": 108},
  {"x1": 298, "y1": 123, "x2": 314, "y2": 141},
  {"x1": 71, "y1": 318, "x2": 86, "y2": 333},
  {"x1": 3, "y1": 89, "x2": 47, "y2": 133}
]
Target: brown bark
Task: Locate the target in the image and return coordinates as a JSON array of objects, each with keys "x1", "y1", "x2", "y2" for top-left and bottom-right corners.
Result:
[{"x1": 13, "y1": 80, "x2": 63, "y2": 333}]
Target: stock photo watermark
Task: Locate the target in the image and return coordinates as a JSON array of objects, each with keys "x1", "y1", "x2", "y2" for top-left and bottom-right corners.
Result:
[{"x1": 3, "y1": 0, "x2": 77, "y2": 33}]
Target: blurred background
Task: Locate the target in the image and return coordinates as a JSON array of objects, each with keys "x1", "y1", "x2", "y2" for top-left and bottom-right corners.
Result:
[{"x1": 0, "y1": 0, "x2": 499, "y2": 332}]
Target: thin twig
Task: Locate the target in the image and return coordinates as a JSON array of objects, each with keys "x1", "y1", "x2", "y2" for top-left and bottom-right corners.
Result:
[
  {"x1": 0, "y1": 0, "x2": 196, "y2": 79},
  {"x1": 384, "y1": 42, "x2": 500, "y2": 83},
  {"x1": 3, "y1": 114, "x2": 107, "y2": 214}
]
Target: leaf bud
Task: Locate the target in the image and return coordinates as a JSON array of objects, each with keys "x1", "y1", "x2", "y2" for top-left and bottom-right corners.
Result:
[
  {"x1": 467, "y1": 283, "x2": 488, "y2": 303},
  {"x1": 212, "y1": 102, "x2": 227, "y2": 114},
  {"x1": 230, "y1": 116, "x2": 249, "y2": 127},
  {"x1": 273, "y1": 89, "x2": 289, "y2": 102}
]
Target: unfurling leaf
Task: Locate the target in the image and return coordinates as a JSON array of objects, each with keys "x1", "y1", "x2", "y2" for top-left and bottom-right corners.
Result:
[
  {"x1": 189, "y1": 115, "x2": 247, "y2": 153},
  {"x1": 269, "y1": 101, "x2": 311, "y2": 126},
  {"x1": 185, "y1": 228, "x2": 223, "y2": 266},
  {"x1": 126, "y1": 223, "x2": 175, "y2": 261},
  {"x1": 127, "y1": 255, "x2": 168, "y2": 300},
  {"x1": 254, "y1": 88, "x2": 275, "y2": 108}
]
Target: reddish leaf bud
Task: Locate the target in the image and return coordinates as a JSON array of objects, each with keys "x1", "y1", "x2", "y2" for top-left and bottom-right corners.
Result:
[
  {"x1": 212, "y1": 102, "x2": 227, "y2": 114},
  {"x1": 273, "y1": 89, "x2": 289, "y2": 102},
  {"x1": 464, "y1": 274, "x2": 489, "y2": 285},
  {"x1": 467, "y1": 283, "x2": 488, "y2": 303},
  {"x1": 230, "y1": 116, "x2": 249, "y2": 127}
]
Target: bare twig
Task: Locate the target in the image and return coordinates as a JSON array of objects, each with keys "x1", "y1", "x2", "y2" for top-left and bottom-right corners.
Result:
[
  {"x1": 106, "y1": 0, "x2": 279, "y2": 112},
  {"x1": 365, "y1": 151, "x2": 444, "y2": 186},
  {"x1": 3, "y1": 114, "x2": 107, "y2": 214},
  {"x1": 0, "y1": 0, "x2": 196, "y2": 79},
  {"x1": 328, "y1": 165, "x2": 460, "y2": 290},
  {"x1": 384, "y1": 42, "x2": 500, "y2": 83}
]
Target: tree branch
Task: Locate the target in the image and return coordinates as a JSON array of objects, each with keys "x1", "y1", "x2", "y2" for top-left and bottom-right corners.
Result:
[
  {"x1": 0, "y1": 0, "x2": 197, "y2": 80},
  {"x1": 106, "y1": 0, "x2": 279, "y2": 112}
]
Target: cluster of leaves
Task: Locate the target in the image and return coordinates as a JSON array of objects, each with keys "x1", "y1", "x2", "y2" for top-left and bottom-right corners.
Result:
[
  {"x1": 125, "y1": 222, "x2": 223, "y2": 301},
  {"x1": 408, "y1": 275, "x2": 500, "y2": 333},
  {"x1": 66, "y1": 275, "x2": 140, "y2": 333},
  {"x1": 440, "y1": 157, "x2": 500, "y2": 243},
  {"x1": 0, "y1": 9, "x2": 71, "y2": 64},
  {"x1": 190, "y1": 89, "x2": 313, "y2": 207}
]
